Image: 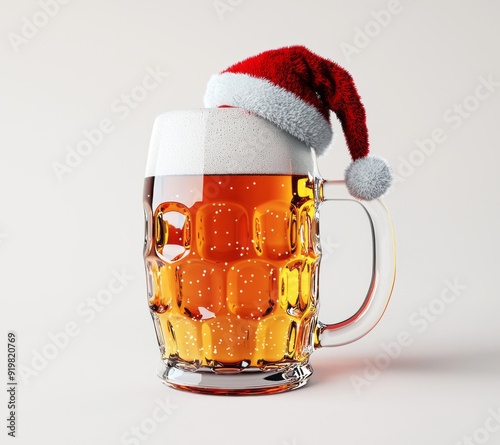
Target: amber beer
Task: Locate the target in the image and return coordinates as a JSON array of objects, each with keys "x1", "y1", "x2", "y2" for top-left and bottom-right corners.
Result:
[
  {"x1": 144, "y1": 172, "x2": 320, "y2": 371},
  {"x1": 144, "y1": 109, "x2": 396, "y2": 394}
]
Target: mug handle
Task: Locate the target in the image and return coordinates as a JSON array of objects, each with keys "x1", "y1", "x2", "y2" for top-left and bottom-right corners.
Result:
[{"x1": 315, "y1": 180, "x2": 396, "y2": 347}]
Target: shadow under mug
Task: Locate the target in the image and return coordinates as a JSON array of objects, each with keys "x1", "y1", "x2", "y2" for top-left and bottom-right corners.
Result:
[{"x1": 143, "y1": 108, "x2": 395, "y2": 395}]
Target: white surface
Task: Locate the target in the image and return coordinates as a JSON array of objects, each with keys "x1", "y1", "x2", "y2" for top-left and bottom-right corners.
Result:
[
  {"x1": 1, "y1": 1, "x2": 499, "y2": 444},
  {"x1": 146, "y1": 108, "x2": 313, "y2": 176}
]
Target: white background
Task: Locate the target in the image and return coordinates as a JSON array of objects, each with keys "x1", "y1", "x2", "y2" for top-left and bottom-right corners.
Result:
[{"x1": 1, "y1": 1, "x2": 500, "y2": 444}]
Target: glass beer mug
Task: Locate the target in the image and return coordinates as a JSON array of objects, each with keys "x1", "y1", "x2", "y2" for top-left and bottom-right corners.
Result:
[{"x1": 143, "y1": 108, "x2": 395, "y2": 395}]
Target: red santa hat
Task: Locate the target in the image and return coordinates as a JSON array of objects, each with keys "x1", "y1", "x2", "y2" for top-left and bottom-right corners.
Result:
[{"x1": 204, "y1": 45, "x2": 392, "y2": 200}]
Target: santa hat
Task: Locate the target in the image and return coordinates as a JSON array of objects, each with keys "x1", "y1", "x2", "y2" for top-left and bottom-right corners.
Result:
[{"x1": 203, "y1": 45, "x2": 392, "y2": 200}]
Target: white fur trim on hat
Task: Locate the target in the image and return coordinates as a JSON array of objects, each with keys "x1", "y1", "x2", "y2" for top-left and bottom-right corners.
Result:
[{"x1": 204, "y1": 72, "x2": 333, "y2": 154}]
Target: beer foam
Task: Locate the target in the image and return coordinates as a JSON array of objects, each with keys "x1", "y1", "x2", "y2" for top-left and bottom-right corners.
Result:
[{"x1": 146, "y1": 108, "x2": 314, "y2": 177}]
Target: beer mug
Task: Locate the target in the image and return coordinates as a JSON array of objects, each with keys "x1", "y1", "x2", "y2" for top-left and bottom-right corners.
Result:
[{"x1": 143, "y1": 108, "x2": 395, "y2": 395}]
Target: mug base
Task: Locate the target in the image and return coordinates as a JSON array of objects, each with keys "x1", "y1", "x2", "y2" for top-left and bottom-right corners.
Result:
[{"x1": 157, "y1": 361, "x2": 313, "y2": 395}]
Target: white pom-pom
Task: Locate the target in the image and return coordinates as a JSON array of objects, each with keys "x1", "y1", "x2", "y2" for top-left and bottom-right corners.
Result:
[{"x1": 345, "y1": 155, "x2": 392, "y2": 200}]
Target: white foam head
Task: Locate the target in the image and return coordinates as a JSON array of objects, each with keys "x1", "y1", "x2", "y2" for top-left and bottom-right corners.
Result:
[{"x1": 146, "y1": 108, "x2": 314, "y2": 177}]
